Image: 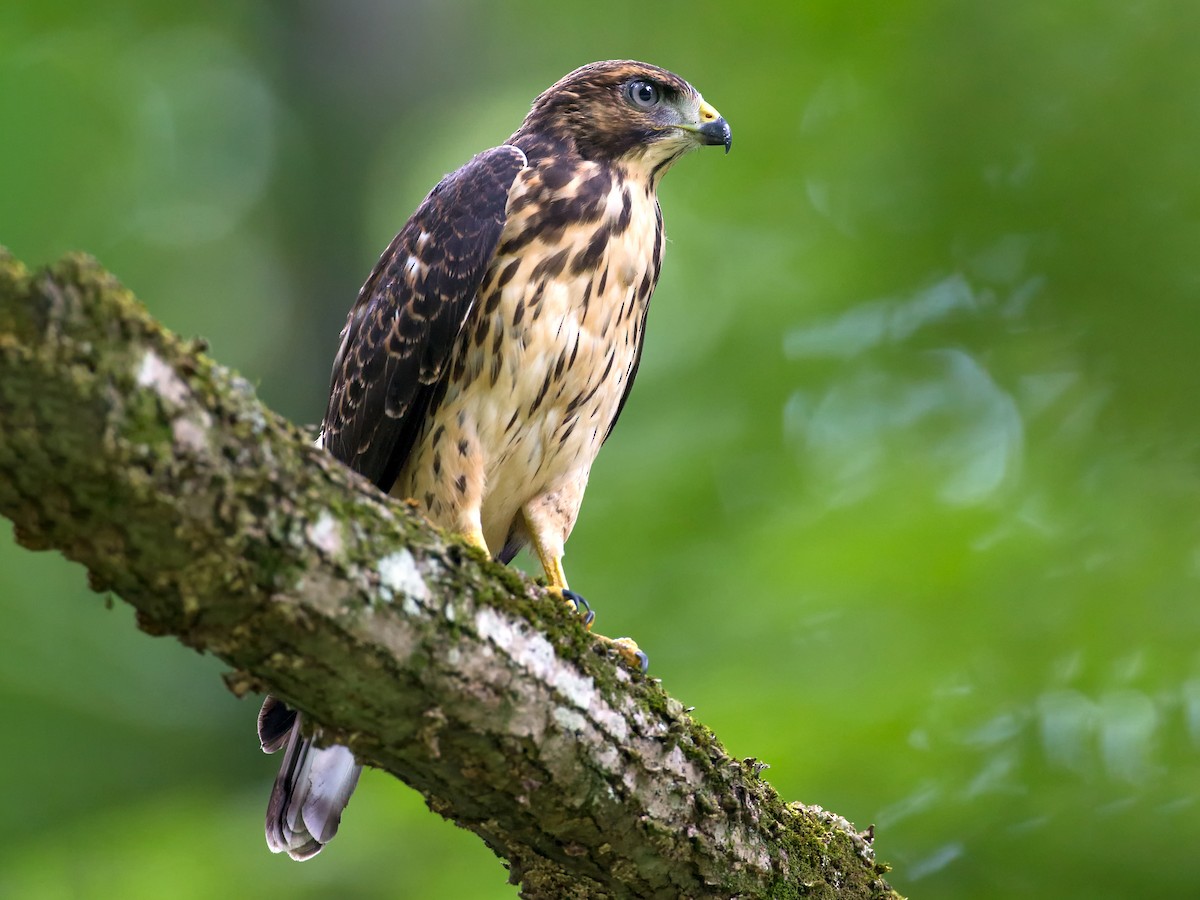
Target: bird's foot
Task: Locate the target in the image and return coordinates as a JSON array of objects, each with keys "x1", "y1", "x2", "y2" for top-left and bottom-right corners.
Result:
[
  {"x1": 559, "y1": 588, "x2": 596, "y2": 628},
  {"x1": 595, "y1": 633, "x2": 650, "y2": 673},
  {"x1": 548, "y1": 587, "x2": 647, "y2": 672}
]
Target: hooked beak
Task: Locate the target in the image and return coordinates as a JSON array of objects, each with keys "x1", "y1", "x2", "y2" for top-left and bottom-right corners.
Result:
[{"x1": 692, "y1": 100, "x2": 732, "y2": 153}]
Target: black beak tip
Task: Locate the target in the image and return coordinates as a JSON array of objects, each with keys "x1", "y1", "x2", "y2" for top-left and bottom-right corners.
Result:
[{"x1": 699, "y1": 117, "x2": 732, "y2": 154}]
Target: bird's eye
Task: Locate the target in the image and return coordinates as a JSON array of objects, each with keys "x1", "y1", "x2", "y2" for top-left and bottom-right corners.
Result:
[{"x1": 627, "y1": 80, "x2": 661, "y2": 109}]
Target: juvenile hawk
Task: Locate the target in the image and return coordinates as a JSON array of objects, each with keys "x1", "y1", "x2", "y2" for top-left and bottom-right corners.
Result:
[{"x1": 259, "y1": 59, "x2": 730, "y2": 860}]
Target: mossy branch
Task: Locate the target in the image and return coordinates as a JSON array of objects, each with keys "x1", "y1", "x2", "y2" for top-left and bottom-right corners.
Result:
[{"x1": 0, "y1": 248, "x2": 898, "y2": 900}]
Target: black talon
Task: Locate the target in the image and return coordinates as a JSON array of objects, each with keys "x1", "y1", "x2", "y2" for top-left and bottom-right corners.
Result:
[
  {"x1": 562, "y1": 589, "x2": 596, "y2": 627},
  {"x1": 635, "y1": 649, "x2": 650, "y2": 673},
  {"x1": 608, "y1": 639, "x2": 650, "y2": 673}
]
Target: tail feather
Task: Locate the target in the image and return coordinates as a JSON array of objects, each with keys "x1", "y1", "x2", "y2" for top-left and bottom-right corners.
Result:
[
  {"x1": 257, "y1": 695, "x2": 297, "y2": 753},
  {"x1": 260, "y1": 696, "x2": 362, "y2": 860}
]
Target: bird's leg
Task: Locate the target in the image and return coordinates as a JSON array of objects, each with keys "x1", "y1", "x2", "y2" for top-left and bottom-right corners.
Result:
[
  {"x1": 462, "y1": 524, "x2": 490, "y2": 558},
  {"x1": 448, "y1": 506, "x2": 492, "y2": 558},
  {"x1": 522, "y1": 506, "x2": 648, "y2": 672},
  {"x1": 527, "y1": 532, "x2": 594, "y2": 627}
]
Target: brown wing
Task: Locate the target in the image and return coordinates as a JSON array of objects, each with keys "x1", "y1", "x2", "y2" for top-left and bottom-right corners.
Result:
[{"x1": 322, "y1": 145, "x2": 527, "y2": 489}]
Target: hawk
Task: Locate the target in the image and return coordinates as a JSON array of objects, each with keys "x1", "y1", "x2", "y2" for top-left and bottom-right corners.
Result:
[{"x1": 258, "y1": 60, "x2": 730, "y2": 860}]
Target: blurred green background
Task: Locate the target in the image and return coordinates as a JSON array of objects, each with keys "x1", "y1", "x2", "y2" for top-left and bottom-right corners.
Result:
[{"x1": 3, "y1": 1, "x2": 1199, "y2": 897}]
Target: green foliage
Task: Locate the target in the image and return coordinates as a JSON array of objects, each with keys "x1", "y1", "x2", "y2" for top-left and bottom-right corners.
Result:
[{"x1": 3, "y1": 2, "x2": 1199, "y2": 897}]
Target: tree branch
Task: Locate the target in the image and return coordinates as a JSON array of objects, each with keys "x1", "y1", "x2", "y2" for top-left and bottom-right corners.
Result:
[{"x1": 0, "y1": 248, "x2": 899, "y2": 899}]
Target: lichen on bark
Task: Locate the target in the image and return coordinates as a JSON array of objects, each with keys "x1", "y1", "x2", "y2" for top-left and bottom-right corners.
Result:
[{"x1": 0, "y1": 248, "x2": 901, "y2": 899}]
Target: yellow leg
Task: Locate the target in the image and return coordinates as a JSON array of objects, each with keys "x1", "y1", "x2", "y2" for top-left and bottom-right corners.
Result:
[
  {"x1": 523, "y1": 513, "x2": 587, "y2": 620},
  {"x1": 521, "y1": 509, "x2": 648, "y2": 672},
  {"x1": 462, "y1": 525, "x2": 490, "y2": 557},
  {"x1": 528, "y1": 531, "x2": 571, "y2": 595}
]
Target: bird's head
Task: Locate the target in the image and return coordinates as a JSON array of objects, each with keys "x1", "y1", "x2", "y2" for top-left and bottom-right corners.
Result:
[{"x1": 515, "y1": 60, "x2": 731, "y2": 177}]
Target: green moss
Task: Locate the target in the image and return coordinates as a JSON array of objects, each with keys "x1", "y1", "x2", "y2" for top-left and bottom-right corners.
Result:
[{"x1": 120, "y1": 394, "x2": 176, "y2": 447}]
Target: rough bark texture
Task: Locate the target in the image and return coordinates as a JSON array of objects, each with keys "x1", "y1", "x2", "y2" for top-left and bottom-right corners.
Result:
[{"x1": 0, "y1": 248, "x2": 900, "y2": 899}]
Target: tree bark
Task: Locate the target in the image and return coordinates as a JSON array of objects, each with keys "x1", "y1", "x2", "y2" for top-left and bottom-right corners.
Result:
[{"x1": 0, "y1": 248, "x2": 900, "y2": 899}]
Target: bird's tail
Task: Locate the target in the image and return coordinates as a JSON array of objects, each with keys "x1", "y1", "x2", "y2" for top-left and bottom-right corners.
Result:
[{"x1": 258, "y1": 695, "x2": 362, "y2": 861}]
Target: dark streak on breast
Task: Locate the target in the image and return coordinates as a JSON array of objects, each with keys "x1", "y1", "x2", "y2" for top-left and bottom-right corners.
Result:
[
  {"x1": 559, "y1": 417, "x2": 577, "y2": 444},
  {"x1": 617, "y1": 187, "x2": 633, "y2": 230},
  {"x1": 578, "y1": 170, "x2": 612, "y2": 213},
  {"x1": 497, "y1": 258, "x2": 521, "y2": 289},
  {"x1": 473, "y1": 313, "x2": 490, "y2": 346},
  {"x1": 528, "y1": 280, "x2": 547, "y2": 322},
  {"x1": 638, "y1": 271, "x2": 654, "y2": 302},
  {"x1": 532, "y1": 248, "x2": 570, "y2": 280},
  {"x1": 528, "y1": 368, "x2": 554, "y2": 416},
  {"x1": 566, "y1": 379, "x2": 601, "y2": 415},
  {"x1": 571, "y1": 224, "x2": 611, "y2": 275},
  {"x1": 599, "y1": 351, "x2": 615, "y2": 382},
  {"x1": 580, "y1": 278, "x2": 592, "y2": 317}
]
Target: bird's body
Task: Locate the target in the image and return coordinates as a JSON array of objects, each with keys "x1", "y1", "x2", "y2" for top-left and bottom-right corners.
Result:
[
  {"x1": 395, "y1": 151, "x2": 663, "y2": 559},
  {"x1": 260, "y1": 60, "x2": 730, "y2": 861}
]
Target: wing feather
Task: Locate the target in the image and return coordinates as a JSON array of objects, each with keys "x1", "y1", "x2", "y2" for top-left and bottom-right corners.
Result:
[{"x1": 321, "y1": 145, "x2": 526, "y2": 489}]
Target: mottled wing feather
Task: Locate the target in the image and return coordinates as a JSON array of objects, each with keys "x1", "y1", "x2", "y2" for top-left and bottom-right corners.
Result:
[{"x1": 322, "y1": 146, "x2": 527, "y2": 489}]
